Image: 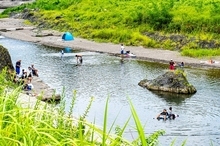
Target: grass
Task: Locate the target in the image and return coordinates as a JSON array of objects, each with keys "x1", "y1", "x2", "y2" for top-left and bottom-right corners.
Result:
[
  {"x1": 181, "y1": 48, "x2": 220, "y2": 58},
  {"x1": 0, "y1": 68, "x2": 166, "y2": 145},
  {"x1": 1, "y1": 0, "x2": 220, "y2": 57}
]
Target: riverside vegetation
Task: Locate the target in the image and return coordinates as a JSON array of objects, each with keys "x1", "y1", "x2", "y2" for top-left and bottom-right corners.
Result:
[
  {"x1": 1, "y1": 0, "x2": 220, "y2": 58},
  {"x1": 0, "y1": 1, "x2": 217, "y2": 145},
  {"x1": 0, "y1": 68, "x2": 166, "y2": 145}
]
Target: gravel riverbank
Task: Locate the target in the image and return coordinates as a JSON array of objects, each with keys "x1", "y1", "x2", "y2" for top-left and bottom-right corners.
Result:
[{"x1": 1, "y1": 18, "x2": 220, "y2": 69}]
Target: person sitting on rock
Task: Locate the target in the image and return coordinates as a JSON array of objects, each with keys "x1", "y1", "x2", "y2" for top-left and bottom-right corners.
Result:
[
  {"x1": 13, "y1": 75, "x2": 24, "y2": 85},
  {"x1": 21, "y1": 69, "x2": 28, "y2": 79},
  {"x1": 27, "y1": 66, "x2": 33, "y2": 83},
  {"x1": 23, "y1": 82, "x2": 34, "y2": 93},
  {"x1": 31, "y1": 64, "x2": 39, "y2": 77}
]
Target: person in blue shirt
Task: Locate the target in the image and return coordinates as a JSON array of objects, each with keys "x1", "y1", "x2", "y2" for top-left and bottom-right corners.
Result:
[{"x1": 15, "y1": 60, "x2": 21, "y2": 75}]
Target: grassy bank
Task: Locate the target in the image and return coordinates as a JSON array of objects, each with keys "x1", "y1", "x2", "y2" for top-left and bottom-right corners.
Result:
[
  {"x1": 0, "y1": 68, "x2": 166, "y2": 145},
  {"x1": 1, "y1": 0, "x2": 220, "y2": 57}
]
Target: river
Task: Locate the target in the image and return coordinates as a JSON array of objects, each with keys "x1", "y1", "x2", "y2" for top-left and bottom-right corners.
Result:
[{"x1": 0, "y1": 37, "x2": 220, "y2": 146}]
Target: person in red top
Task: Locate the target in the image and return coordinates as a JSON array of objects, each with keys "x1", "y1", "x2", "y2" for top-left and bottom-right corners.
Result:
[{"x1": 169, "y1": 59, "x2": 175, "y2": 70}]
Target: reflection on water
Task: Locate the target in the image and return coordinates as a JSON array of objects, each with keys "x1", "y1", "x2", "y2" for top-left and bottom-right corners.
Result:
[
  {"x1": 205, "y1": 68, "x2": 220, "y2": 79},
  {"x1": 0, "y1": 37, "x2": 220, "y2": 146},
  {"x1": 151, "y1": 91, "x2": 193, "y2": 105}
]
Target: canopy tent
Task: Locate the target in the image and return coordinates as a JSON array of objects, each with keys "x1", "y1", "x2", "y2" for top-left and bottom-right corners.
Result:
[{"x1": 62, "y1": 32, "x2": 74, "y2": 41}]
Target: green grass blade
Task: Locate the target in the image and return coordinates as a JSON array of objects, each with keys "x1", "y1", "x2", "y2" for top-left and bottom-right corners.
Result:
[
  {"x1": 102, "y1": 95, "x2": 109, "y2": 146},
  {"x1": 127, "y1": 97, "x2": 147, "y2": 146}
]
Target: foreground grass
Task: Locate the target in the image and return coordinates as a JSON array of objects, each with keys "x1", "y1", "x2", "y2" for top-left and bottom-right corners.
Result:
[
  {"x1": 1, "y1": 0, "x2": 220, "y2": 57},
  {"x1": 0, "y1": 69, "x2": 165, "y2": 145}
]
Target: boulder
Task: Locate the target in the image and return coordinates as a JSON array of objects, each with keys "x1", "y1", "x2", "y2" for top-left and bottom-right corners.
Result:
[
  {"x1": 38, "y1": 94, "x2": 61, "y2": 103},
  {"x1": 0, "y1": 0, "x2": 34, "y2": 9},
  {"x1": 138, "y1": 70, "x2": 197, "y2": 94},
  {"x1": 0, "y1": 45, "x2": 14, "y2": 71}
]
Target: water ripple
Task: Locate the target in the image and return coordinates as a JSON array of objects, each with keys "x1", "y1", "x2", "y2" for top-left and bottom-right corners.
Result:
[{"x1": 1, "y1": 37, "x2": 220, "y2": 146}]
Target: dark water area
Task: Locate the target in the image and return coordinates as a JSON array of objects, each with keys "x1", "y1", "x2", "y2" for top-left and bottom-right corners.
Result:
[{"x1": 0, "y1": 37, "x2": 220, "y2": 146}]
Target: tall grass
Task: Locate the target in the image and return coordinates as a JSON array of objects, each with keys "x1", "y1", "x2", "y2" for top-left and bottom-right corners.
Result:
[
  {"x1": 181, "y1": 48, "x2": 220, "y2": 58},
  {"x1": 0, "y1": 69, "x2": 166, "y2": 145}
]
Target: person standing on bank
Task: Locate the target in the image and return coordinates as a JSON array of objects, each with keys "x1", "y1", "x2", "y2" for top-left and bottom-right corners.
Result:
[
  {"x1": 15, "y1": 60, "x2": 21, "y2": 75},
  {"x1": 120, "y1": 44, "x2": 125, "y2": 55},
  {"x1": 120, "y1": 44, "x2": 125, "y2": 61}
]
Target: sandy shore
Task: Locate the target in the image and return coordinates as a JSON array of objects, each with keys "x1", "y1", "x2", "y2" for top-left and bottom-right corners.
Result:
[{"x1": 1, "y1": 18, "x2": 220, "y2": 69}]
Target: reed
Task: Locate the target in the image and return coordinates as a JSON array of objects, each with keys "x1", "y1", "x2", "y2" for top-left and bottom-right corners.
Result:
[{"x1": 0, "y1": 69, "x2": 166, "y2": 145}]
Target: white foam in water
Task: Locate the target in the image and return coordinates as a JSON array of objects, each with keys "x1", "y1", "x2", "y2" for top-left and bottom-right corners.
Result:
[
  {"x1": 0, "y1": 36, "x2": 5, "y2": 39},
  {"x1": 41, "y1": 51, "x2": 101, "y2": 57}
]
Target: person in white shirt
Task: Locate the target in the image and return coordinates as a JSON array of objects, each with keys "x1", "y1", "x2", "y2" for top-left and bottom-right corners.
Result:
[
  {"x1": 120, "y1": 44, "x2": 125, "y2": 54},
  {"x1": 75, "y1": 55, "x2": 83, "y2": 64},
  {"x1": 61, "y1": 50, "x2": 64, "y2": 59},
  {"x1": 27, "y1": 66, "x2": 33, "y2": 83}
]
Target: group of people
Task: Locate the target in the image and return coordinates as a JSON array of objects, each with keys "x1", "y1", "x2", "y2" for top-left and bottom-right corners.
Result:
[
  {"x1": 120, "y1": 44, "x2": 136, "y2": 58},
  {"x1": 169, "y1": 59, "x2": 184, "y2": 70},
  {"x1": 14, "y1": 60, "x2": 39, "y2": 91},
  {"x1": 156, "y1": 107, "x2": 178, "y2": 120}
]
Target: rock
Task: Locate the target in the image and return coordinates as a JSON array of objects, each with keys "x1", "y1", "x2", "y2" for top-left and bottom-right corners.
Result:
[
  {"x1": 0, "y1": 0, "x2": 34, "y2": 9},
  {"x1": 0, "y1": 45, "x2": 14, "y2": 71},
  {"x1": 138, "y1": 70, "x2": 197, "y2": 94},
  {"x1": 34, "y1": 87, "x2": 61, "y2": 103},
  {"x1": 0, "y1": 29, "x2": 7, "y2": 32},
  {"x1": 38, "y1": 94, "x2": 61, "y2": 103},
  {"x1": 35, "y1": 33, "x2": 54, "y2": 37}
]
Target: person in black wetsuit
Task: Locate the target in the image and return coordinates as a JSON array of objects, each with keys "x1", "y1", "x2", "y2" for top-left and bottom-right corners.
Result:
[{"x1": 157, "y1": 109, "x2": 168, "y2": 120}]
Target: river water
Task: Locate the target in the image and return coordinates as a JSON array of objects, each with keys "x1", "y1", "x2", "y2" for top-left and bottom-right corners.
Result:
[{"x1": 1, "y1": 37, "x2": 220, "y2": 145}]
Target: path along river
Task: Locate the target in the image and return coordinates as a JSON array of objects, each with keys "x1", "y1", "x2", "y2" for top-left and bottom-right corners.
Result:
[{"x1": 0, "y1": 37, "x2": 220, "y2": 146}]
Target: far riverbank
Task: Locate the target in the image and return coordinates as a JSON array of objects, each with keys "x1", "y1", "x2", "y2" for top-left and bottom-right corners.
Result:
[{"x1": 1, "y1": 18, "x2": 220, "y2": 69}]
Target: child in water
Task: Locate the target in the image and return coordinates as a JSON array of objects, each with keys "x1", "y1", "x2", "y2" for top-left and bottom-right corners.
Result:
[{"x1": 75, "y1": 55, "x2": 83, "y2": 64}]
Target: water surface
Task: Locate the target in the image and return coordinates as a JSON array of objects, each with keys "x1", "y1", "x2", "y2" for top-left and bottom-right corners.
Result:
[{"x1": 0, "y1": 37, "x2": 220, "y2": 145}]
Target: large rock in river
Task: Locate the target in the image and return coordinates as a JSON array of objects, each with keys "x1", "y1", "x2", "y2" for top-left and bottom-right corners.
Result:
[
  {"x1": 0, "y1": 45, "x2": 14, "y2": 71},
  {"x1": 138, "y1": 70, "x2": 197, "y2": 94}
]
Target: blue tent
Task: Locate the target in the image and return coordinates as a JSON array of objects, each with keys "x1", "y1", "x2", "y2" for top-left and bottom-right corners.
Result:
[{"x1": 62, "y1": 32, "x2": 74, "y2": 41}]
